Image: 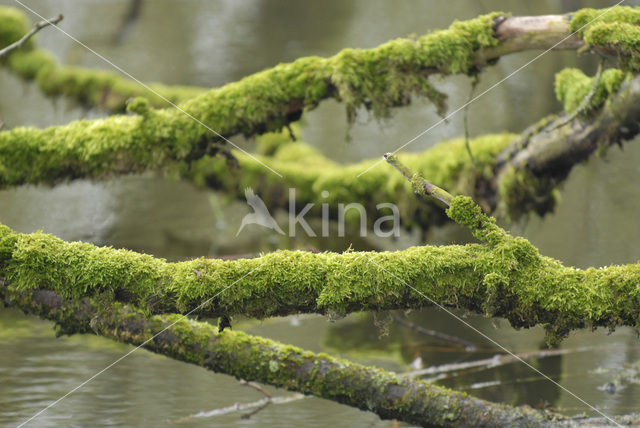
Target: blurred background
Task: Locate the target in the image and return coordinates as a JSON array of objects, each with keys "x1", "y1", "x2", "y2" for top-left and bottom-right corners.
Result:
[{"x1": 1, "y1": 0, "x2": 640, "y2": 426}]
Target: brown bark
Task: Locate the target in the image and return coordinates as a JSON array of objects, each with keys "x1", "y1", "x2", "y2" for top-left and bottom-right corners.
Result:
[{"x1": 2, "y1": 285, "x2": 567, "y2": 428}]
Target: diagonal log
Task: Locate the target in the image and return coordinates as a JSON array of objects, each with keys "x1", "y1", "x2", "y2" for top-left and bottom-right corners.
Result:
[{"x1": 1, "y1": 286, "x2": 567, "y2": 428}]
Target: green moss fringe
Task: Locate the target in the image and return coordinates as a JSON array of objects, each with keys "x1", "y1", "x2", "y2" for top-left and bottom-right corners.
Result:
[{"x1": 2, "y1": 195, "x2": 640, "y2": 345}]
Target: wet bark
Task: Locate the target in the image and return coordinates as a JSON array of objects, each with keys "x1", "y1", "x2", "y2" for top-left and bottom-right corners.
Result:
[{"x1": 1, "y1": 285, "x2": 567, "y2": 428}]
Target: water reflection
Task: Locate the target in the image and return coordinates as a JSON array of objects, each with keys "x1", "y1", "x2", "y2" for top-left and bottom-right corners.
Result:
[{"x1": 1, "y1": 0, "x2": 640, "y2": 426}]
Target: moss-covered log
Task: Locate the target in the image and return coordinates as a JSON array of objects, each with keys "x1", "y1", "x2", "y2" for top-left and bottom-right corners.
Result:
[
  {"x1": 1, "y1": 7, "x2": 639, "y2": 188},
  {"x1": 2, "y1": 192, "x2": 640, "y2": 345},
  {"x1": 1, "y1": 286, "x2": 568, "y2": 427},
  {"x1": 1, "y1": 7, "x2": 614, "y2": 114}
]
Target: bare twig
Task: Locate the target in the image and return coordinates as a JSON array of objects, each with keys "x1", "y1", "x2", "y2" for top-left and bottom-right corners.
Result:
[
  {"x1": 239, "y1": 379, "x2": 273, "y2": 398},
  {"x1": 113, "y1": 0, "x2": 142, "y2": 44},
  {"x1": 391, "y1": 314, "x2": 477, "y2": 350},
  {"x1": 403, "y1": 346, "x2": 594, "y2": 378},
  {"x1": 168, "y1": 394, "x2": 306, "y2": 424},
  {"x1": 238, "y1": 379, "x2": 273, "y2": 418},
  {"x1": 463, "y1": 75, "x2": 478, "y2": 166},
  {"x1": 0, "y1": 14, "x2": 63, "y2": 59},
  {"x1": 384, "y1": 153, "x2": 454, "y2": 206},
  {"x1": 241, "y1": 400, "x2": 271, "y2": 419}
]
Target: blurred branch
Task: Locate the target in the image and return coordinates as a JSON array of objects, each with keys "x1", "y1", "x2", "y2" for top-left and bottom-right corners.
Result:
[
  {"x1": 0, "y1": 14, "x2": 62, "y2": 58},
  {"x1": 113, "y1": 0, "x2": 143, "y2": 44},
  {"x1": 170, "y1": 394, "x2": 306, "y2": 424},
  {"x1": 404, "y1": 346, "x2": 594, "y2": 378}
]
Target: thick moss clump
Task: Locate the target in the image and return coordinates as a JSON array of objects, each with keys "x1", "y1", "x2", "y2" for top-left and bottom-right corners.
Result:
[
  {"x1": 554, "y1": 67, "x2": 627, "y2": 113},
  {"x1": 2, "y1": 194, "x2": 640, "y2": 345},
  {"x1": 570, "y1": 6, "x2": 640, "y2": 36},
  {"x1": 1, "y1": 6, "x2": 504, "y2": 116},
  {"x1": 329, "y1": 11, "x2": 503, "y2": 120},
  {"x1": 571, "y1": 6, "x2": 640, "y2": 70},
  {"x1": 0, "y1": 7, "x2": 509, "y2": 189}
]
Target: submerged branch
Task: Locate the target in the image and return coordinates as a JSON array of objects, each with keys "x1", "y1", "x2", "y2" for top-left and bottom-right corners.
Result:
[
  {"x1": 404, "y1": 347, "x2": 594, "y2": 378},
  {"x1": 391, "y1": 314, "x2": 477, "y2": 350},
  {"x1": 170, "y1": 394, "x2": 306, "y2": 424}
]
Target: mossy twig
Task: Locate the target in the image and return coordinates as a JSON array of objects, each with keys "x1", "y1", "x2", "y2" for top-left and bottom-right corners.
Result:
[{"x1": 384, "y1": 153, "x2": 453, "y2": 206}]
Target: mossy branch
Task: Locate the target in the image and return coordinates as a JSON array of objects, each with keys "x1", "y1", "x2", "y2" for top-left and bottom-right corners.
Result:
[
  {"x1": 0, "y1": 7, "x2": 596, "y2": 114},
  {"x1": 1, "y1": 286, "x2": 569, "y2": 428},
  {"x1": 2, "y1": 185, "x2": 640, "y2": 344},
  {"x1": 2, "y1": 6, "x2": 635, "y2": 116},
  {"x1": 189, "y1": 58, "x2": 640, "y2": 231},
  {"x1": 494, "y1": 70, "x2": 639, "y2": 219},
  {"x1": 1, "y1": 7, "x2": 639, "y2": 189}
]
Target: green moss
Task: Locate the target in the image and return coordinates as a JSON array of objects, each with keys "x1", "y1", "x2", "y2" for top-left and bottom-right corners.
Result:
[
  {"x1": 7, "y1": 49, "x2": 57, "y2": 79},
  {"x1": 446, "y1": 196, "x2": 509, "y2": 246},
  {"x1": 570, "y1": 6, "x2": 640, "y2": 36},
  {"x1": 0, "y1": 9, "x2": 511, "y2": 202},
  {"x1": 585, "y1": 23, "x2": 640, "y2": 70},
  {"x1": 0, "y1": 6, "x2": 32, "y2": 50},
  {"x1": 0, "y1": 224, "x2": 17, "y2": 266},
  {"x1": 495, "y1": 164, "x2": 560, "y2": 221},
  {"x1": 0, "y1": 7, "x2": 203, "y2": 112},
  {"x1": 0, "y1": 6, "x2": 505, "y2": 158},
  {"x1": 3, "y1": 190, "x2": 640, "y2": 346},
  {"x1": 571, "y1": 7, "x2": 640, "y2": 71},
  {"x1": 329, "y1": 12, "x2": 503, "y2": 121},
  {"x1": 188, "y1": 132, "x2": 516, "y2": 230},
  {"x1": 554, "y1": 67, "x2": 627, "y2": 113}
]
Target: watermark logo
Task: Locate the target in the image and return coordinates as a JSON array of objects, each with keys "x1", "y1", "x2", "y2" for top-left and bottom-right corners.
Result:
[
  {"x1": 236, "y1": 188, "x2": 285, "y2": 236},
  {"x1": 236, "y1": 188, "x2": 400, "y2": 237}
]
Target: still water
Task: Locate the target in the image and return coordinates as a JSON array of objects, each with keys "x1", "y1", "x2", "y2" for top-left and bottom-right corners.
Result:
[{"x1": 1, "y1": 0, "x2": 640, "y2": 426}]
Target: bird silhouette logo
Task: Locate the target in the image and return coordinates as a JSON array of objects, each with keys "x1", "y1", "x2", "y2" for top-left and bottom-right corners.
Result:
[{"x1": 236, "y1": 188, "x2": 285, "y2": 236}]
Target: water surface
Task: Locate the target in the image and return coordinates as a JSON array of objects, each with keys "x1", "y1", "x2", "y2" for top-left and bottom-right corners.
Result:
[{"x1": 1, "y1": 0, "x2": 640, "y2": 426}]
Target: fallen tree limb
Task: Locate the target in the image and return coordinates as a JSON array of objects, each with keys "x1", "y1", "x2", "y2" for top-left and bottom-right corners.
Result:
[
  {"x1": 491, "y1": 69, "x2": 639, "y2": 218},
  {"x1": 2, "y1": 65, "x2": 636, "y2": 235},
  {"x1": 1, "y1": 287, "x2": 567, "y2": 427},
  {"x1": 0, "y1": 7, "x2": 601, "y2": 114},
  {"x1": 2, "y1": 180, "x2": 639, "y2": 344},
  {"x1": 1, "y1": 7, "x2": 638, "y2": 188},
  {"x1": 170, "y1": 394, "x2": 307, "y2": 424}
]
